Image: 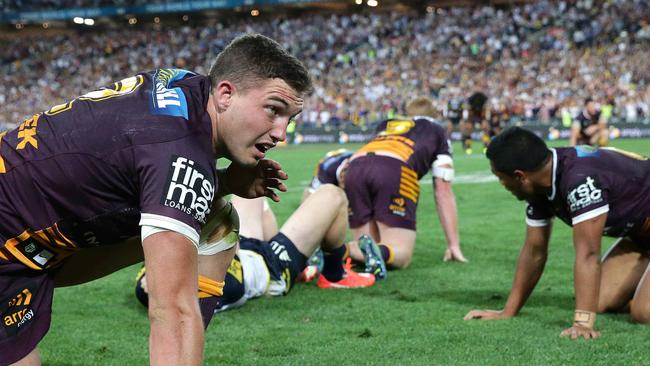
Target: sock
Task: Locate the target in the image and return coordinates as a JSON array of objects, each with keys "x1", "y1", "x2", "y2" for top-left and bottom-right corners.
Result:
[
  {"x1": 379, "y1": 244, "x2": 395, "y2": 265},
  {"x1": 198, "y1": 275, "x2": 224, "y2": 329},
  {"x1": 321, "y1": 245, "x2": 347, "y2": 282}
]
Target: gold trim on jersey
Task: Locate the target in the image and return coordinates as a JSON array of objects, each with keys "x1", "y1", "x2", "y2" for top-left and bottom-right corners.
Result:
[
  {"x1": 0, "y1": 131, "x2": 5, "y2": 174},
  {"x1": 198, "y1": 275, "x2": 224, "y2": 298},
  {"x1": 358, "y1": 135, "x2": 415, "y2": 162},
  {"x1": 1, "y1": 227, "x2": 79, "y2": 270},
  {"x1": 399, "y1": 166, "x2": 420, "y2": 203}
]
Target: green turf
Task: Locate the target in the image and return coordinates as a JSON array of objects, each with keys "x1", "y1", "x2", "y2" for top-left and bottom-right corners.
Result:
[{"x1": 40, "y1": 139, "x2": 650, "y2": 365}]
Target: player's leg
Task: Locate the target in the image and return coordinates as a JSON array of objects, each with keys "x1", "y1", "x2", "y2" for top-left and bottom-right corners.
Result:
[
  {"x1": 281, "y1": 184, "x2": 373, "y2": 288},
  {"x1": 349, "y1": 224, "x2": 372, "y2": 262},
  {"x1": 1, "y1": 262, "x2": 54, "y2": 366},
  {"x1": 262, "y1": 200, "x2": 279, "y2": 241},
  {"x1": 344, "y1": 157, "x2": 375, "y2": 262},
  {"x1": 366, "y1": 159, "x2": 419, "y2": 270},
  {"x1": 460, "y1": 120, "x2": 473, "y2": 154},
  {"x1": 598, "y1": 238, "x2": 650, "y2": 313},
  {"x1": 280, "y1": 184, "x2": 347, "y2": 257},
  {"x1": 376, "y1": 222, "x2": 416, "y2": 269},
  {"x1": 193, "y1": 199, "x2": 240, "y2": 327},
  {"x1": 630, "y1": 263, "x2": 650, "y2": 323},
  {"x1": 10, "y1": 348, "x2": 40, "y2": 366},
  {"x1": 230, "y1": 196, "x2": 267, "y2": 240}
]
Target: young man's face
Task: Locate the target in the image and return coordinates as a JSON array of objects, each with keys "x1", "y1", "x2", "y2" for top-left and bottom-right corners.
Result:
[
  {"x1": 586, "y1": 101, "x2": 597, "y2": 115},
  {"x1": 215, "y1": 78, "x2": 303, "y2": 166},
  {"x1": 490, "y1": 162, "x2": 533, "y2": 201}
]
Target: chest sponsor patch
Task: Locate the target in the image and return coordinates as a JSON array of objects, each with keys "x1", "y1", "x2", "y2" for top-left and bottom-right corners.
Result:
[
  {"x1": 162, "y1": 156, "x2": 214, "y2": 224},
  {"x1": 567, "y1": 176, "x2": 603, "y2": 212}
]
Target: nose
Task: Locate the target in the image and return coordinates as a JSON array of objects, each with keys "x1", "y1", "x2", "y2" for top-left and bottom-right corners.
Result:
[{"x1": 270, "y1": 118, "x2": 288, "y2": 143}]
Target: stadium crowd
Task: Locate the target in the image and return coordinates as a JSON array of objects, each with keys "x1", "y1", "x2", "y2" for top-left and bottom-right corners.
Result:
[{"x1": 1, "y1": 0, "x2": 650, "y2": 130}]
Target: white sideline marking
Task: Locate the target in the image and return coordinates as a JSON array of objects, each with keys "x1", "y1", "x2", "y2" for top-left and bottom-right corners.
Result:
[{"x1": 289, "y1": 171, "x2": 497, "y2": 193}]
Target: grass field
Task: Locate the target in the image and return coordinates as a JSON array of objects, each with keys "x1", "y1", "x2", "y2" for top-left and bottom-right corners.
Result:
[{"x1": 40, "y1": 139, "x2": 650, "y2": 365}]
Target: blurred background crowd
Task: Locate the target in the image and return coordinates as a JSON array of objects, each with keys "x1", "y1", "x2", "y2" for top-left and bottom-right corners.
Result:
[{"x1": 1, "y1": 0, "x2": 649, "y2": 130}]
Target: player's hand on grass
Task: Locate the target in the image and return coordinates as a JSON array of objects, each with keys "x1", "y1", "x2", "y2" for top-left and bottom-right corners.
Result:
[
  {"x1": 443, "y1": 247, "x2": 468, "y2": 263},
  {"x1": 560, "y1": 324, "x2": 601, "y2": 340},
  {"x1": 463, "y1": 309, "x2": 512, "y2": 321},
  {"x1": 220, "y1": 159, "x2": 288, "y2": 202}
]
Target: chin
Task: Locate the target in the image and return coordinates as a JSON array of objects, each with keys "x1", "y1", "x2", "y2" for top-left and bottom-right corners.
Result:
[{"x1": 235, "y1": 155, "x2": 259, "y2": 167}]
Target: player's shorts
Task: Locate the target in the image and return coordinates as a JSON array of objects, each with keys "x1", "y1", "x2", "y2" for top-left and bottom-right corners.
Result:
[
  {"x1": 0, "y1": 259, "x2": 54, "y2": 365},
  {"x1": 344, "y1": 155, "x2": 419, "y2": 230},
  {"x1": 239, "y1": 233, "x2": 307, "y2": 294}
]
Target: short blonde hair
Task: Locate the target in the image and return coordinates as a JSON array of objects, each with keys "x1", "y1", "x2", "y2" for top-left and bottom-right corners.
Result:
[{"x1": 405, "y1": 97, "x2": 437, "y2": 118}]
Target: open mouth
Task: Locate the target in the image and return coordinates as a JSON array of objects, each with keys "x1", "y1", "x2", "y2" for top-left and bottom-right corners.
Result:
[{"x1": 255, "y1": 143, "x2": 275, "y2": 156}]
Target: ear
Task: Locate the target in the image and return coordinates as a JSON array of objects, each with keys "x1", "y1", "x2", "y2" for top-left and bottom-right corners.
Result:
[
  {"x1": 213, "y1": 81, "x2": 235, "y2": 112},
  {"x1": 512, "y1": 169, "x2": 527, "y2": 183}
]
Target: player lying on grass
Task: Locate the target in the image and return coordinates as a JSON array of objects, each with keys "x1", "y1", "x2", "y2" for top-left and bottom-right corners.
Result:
[
  {"x1": 0, "y1": 33, "x2": 311, "y2": 366},
  {"x1": 342, "y1": 96, "x2": 468, "y2": 279},
  {"x1": 465, "y1": 127, "x2": 650, "y2": 339},
  {"x1": 135, "y1": 184, "x2": 375, "y2": 313}
]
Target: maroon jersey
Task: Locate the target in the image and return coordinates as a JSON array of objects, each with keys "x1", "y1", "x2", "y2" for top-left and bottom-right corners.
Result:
[
  {"x1": 0, "y1": 69, "x2": 217, "y2": 270},
  {"x1": 358, "y1": 116, "x2": 452, "y2": 179},
  {"x1": 526, "y1": 146, "x2": 650, "y2": 240},
  {"x1": 307, "y1": 149, "x2": 352, "y2": 191}
]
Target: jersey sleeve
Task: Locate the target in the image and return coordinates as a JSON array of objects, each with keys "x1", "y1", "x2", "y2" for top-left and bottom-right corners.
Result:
[
  {"x1": 525, "y1": 200, "x2": 554, "y2": 227},
  {"x1": 432, "y1": 124, "x2": 454, "y2": 168},
  {"x1": 135, "y1": 137, "x2": 216, "y2": 246},
  {"x1": 562, "y1": 172, "x2": 609, "y2": 225}
]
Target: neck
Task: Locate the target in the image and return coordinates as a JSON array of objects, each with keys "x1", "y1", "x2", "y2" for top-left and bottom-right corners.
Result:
[
  {"x1": 207, "y1": 94, "x2": 221, "y2": 156},
  {"x1": 530, "y1": 155, "x2": 554, "y2": 195}
]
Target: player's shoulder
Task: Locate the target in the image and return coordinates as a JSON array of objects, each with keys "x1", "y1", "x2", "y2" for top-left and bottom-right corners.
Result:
[
  {"x1": 412, "y1": 116, "x2": 446, "y2": 132},
  {"x1": 145, "y1": 68, "x2": 210, "y2": 121}
]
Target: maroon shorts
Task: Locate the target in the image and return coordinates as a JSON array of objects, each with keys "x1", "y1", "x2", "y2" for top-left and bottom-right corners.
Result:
[
  {"x1": 0, "y1": 259, "x2": 54, "y2": 365},
  {"x1": 344, "y1": 155, "x2": 420, "y2": 230}
]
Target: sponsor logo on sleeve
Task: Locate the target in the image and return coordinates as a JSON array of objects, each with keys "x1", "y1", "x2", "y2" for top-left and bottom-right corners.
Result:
[
  {"x1": 526, "y1": 204, "x2": 534, "y2": 217},
  {"x1": 162, "y1": 156, "x2": 215, "y2": 224},
  {"x1": 150, "y1": 69, "x2": 192, "y2": 120},
  {"x1": 567, "y1": 176, "x2": 603, "y2": 212}
]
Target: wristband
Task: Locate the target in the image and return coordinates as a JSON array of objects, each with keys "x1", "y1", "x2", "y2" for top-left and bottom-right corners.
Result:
[{"x1": 573, "y1": 310, "x2": 596, "y2": 328}]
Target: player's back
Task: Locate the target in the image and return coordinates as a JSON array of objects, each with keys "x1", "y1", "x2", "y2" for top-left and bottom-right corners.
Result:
[
  {"x1": 359, "y1": 117, "x2": 451, "y2": 179},
  {"x1": 0, "y1": 69, "x2": 215, "y2": 270}
]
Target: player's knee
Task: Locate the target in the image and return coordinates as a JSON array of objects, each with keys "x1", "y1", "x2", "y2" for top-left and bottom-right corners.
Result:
[
  {"x1": 630, "y1": 300, "x2": 650, "y2": 324},
  {"x1": 320, "y1": 184, "x2": 348, "y2": 207},
  {"x1": 389, "y1": 252, "x2": 412, "y2": 269}
]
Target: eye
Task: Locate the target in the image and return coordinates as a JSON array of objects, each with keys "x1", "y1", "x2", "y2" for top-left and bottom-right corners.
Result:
[{"x1": 265, "y1": 106, "x2": 279, "y2": 116}]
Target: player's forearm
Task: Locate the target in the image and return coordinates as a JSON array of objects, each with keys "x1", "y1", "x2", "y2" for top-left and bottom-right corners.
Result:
[
  {"x1": 503, "y1": 241, "x2": 548, "y2": 316},
  {"x1": 573, "y1": 249, "x2": 601, "y2": 314},
  {"x1": 434, "y1": 182, "x2": 460, "y2": 248},
  {"x1": 149, "y1": 307, "x2": 204, "y2": 366}
]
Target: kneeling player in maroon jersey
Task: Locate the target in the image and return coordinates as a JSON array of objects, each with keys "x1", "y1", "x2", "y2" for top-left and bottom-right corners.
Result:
[{"x1": 465, "y1": 127, "x2": 650, "y2": 339}]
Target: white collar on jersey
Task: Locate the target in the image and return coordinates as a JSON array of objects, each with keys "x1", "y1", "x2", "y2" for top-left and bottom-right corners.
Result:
[
  {"x1": 335, "y1": 158, "x2": 350, "y2": 183},
  {"x1": 547, "y1": 148, "x2": 558, "y2": 201}
]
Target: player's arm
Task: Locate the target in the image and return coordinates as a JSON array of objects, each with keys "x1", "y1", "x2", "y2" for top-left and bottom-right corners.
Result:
[
  {"x1": 464, "y1": 224, "x2": 551, "y2": 320},
  {"x1": 431, "y1": 155, "x2": 467, "y2": 262},
  {"x1": 559, "y1": 213, "x2": 606, "y2": 340},
  {"x1": 143, "y1": 231, "x2": 203, "y2": 366}
]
